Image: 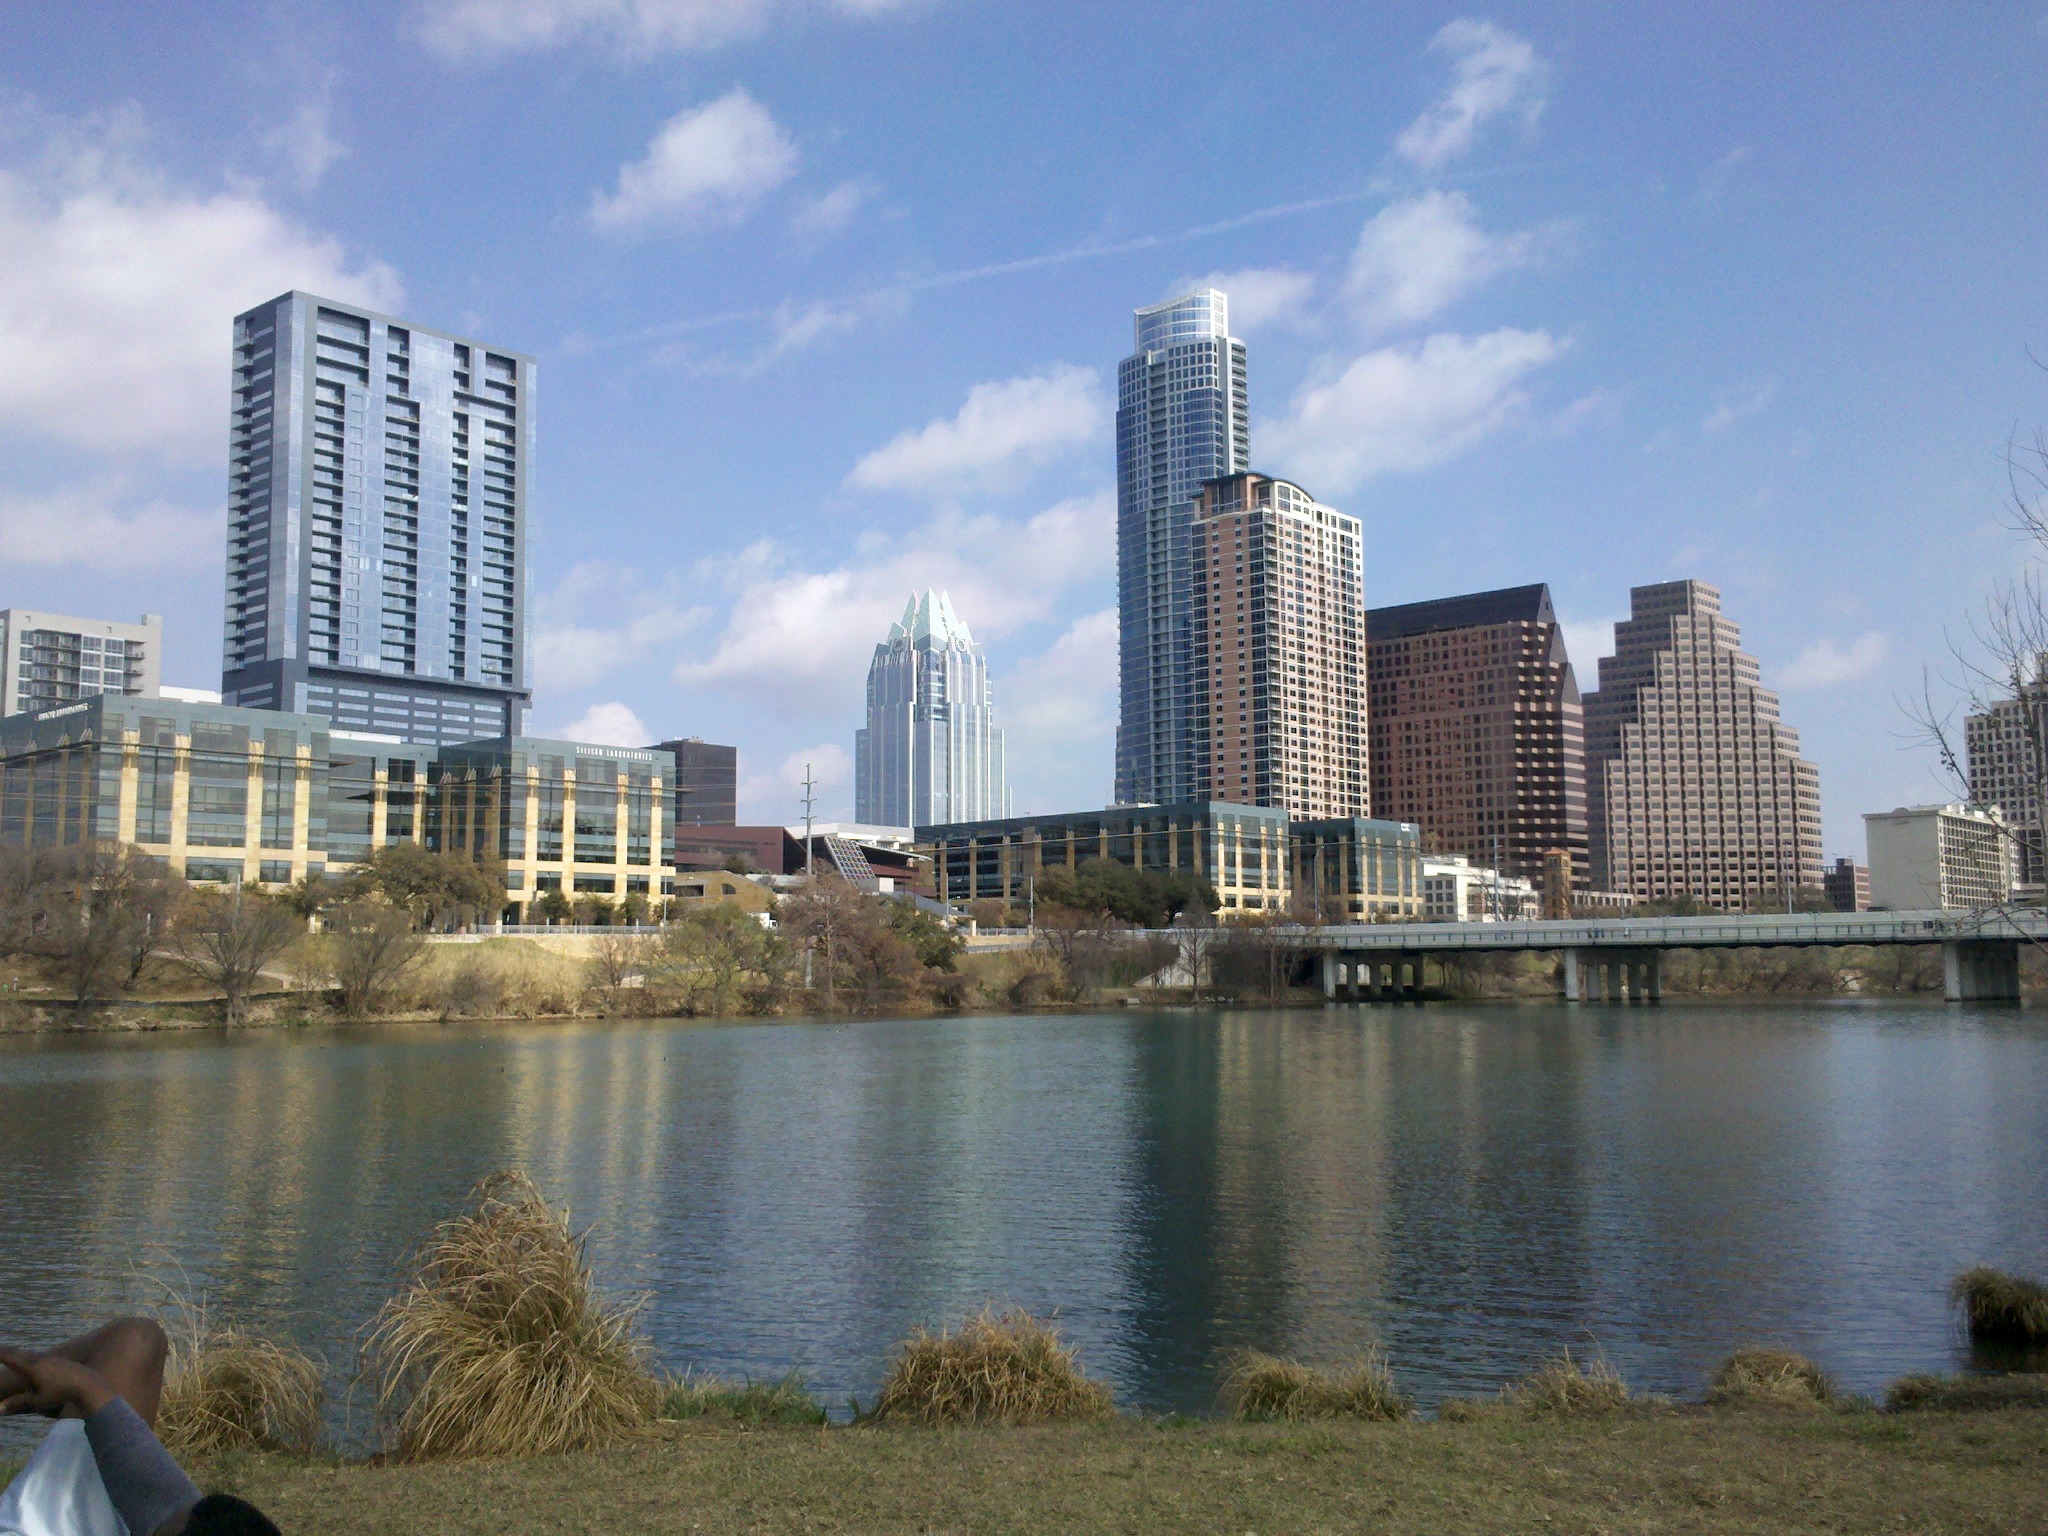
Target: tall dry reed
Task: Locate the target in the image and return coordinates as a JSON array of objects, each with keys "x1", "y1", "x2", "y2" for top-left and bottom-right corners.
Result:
[
  {"x1": 870, "y1": 1308, "x2": 1113, "y2": 1425},
  {"x1": 1953, "y1": 1267, "x2": 2048, "y2": 1345},
  {"x1": 361, "y1": 1171, "x2": 658, "y2": 1460},
  {"x1": 1440, "y1": 1351, "x2": 1639, "y2": 1420},
  {"x1": 156, "y1": 1314, "x2": 324, "y2": 1458},
  {"x1": 1219, "y1": 1350, "x2": 1408, "y2": 1421},
  {"x1": 1706, "y1": 1347, "x2": 1835, "y2": 1410}
]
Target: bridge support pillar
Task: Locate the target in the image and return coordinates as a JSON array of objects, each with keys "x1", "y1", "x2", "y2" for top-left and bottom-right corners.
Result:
[
  {"x1": 1563, "y1": 948, "x2": 1583, "y2": 1001},
  {"x1": 1944, "y1": 939, "x2": 2020, "y2": 1002},
  {"x1": 1321, "y1": 952, "x2": 1338, "y2": 1001}
]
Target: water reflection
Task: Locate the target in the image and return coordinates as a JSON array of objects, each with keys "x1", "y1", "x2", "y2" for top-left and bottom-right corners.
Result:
[{"x1": 1, "y1": 1002, "x2": 2043, "y2": 1434}]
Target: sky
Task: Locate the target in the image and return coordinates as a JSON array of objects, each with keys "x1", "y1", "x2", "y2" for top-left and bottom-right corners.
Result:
[{"x1": 0, "y1": 3, "x2": 2043, "y2": 855}]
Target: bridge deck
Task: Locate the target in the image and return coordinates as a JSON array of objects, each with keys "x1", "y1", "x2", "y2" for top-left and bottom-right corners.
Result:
[{"x1": 1294, "y1": 909, "x2": 2048, "y2": 952}]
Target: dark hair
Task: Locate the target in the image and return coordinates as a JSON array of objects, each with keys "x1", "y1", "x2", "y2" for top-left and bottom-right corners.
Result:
[{"x1": 183, "y1": 1494, "x2": 283, "y2": 1536}]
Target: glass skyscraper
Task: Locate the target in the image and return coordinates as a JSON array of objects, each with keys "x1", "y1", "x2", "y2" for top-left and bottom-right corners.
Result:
[
  {"x1": 220, "y1": 291, "x2": 532, "y2": 745},
  {"x1": 1114, "y1": 288, "x2": 1248, "y2": 806},
  {"x1": 857, "y1": 590, "x2": 1009, "y2": 829}
]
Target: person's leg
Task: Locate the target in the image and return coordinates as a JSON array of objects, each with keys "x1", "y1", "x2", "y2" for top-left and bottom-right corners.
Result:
[{"x1": 16, "y1": 1317, "x2": 171, "y2": 1426}]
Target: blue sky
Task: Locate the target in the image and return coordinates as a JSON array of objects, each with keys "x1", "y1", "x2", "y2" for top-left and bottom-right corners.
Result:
[{"x1": 1, "y1": 3, "x2": 2043, "y2": 854}]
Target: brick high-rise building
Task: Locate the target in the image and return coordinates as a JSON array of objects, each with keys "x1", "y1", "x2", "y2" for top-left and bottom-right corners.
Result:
[
  {"x1": 1191, "y1": 472, "x2": 1367, "y2": 818},
  {"x1": 1583, "y1": 580, "x2": 1821, "y2": 908},
  {"x1": 1364, "y1": 584, "x2": 1587, "y2": 886}
]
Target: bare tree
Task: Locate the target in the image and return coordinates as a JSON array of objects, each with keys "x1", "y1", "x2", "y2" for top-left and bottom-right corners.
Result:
[
  {"x1": 326, "y1": 902, "x2": 428, "y2": 1020},
  {"x1": 167, "y1": 888, "x2": 303, "y2": 1025},
  {"x1": 43, "y1": 842, "x2": 186, "y2": 1008}
]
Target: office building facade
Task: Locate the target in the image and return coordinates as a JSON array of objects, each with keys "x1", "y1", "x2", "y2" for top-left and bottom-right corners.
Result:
[
  {"x1": 1365, "y1": 584, "x2": 1587, "y2": 886},
  {"x1": 1865, "y1": 803, "x2": 2012, "y2": 911},
  {"x1": 655, "y1": 737, "x2": 738, "y2": 828},
  {"x1": 1115, "y1": 288, "x2": 1248, "y2": 806},
  {"x1": 1289, "y1": 817, "x2": 1424, "y2": 922},
  {"x1": 1583, "y1": 580, "x2": 1822, "y2": 907},
  {"x1": 1, "y1": 610, "x2": 161, "y2": 718},
  {"x1": 1821, "y1": 856, "x2": 1870, "y2": 912},
  {"x1": 1965, "y1": 687, "x2": 2045, "y2": 894},
  {"x1": 0, "y1": 695, "x2": 673, "y2": 916},
  {"x1": 1191, "y1": 472, "x2": 1367, "y2": 818},
  {"x1": 856, "y1": 590, "x2": 1008, "y2": 828},
  {"x1": 220, "y1": 292, "x2": 532, "y2": 745}
]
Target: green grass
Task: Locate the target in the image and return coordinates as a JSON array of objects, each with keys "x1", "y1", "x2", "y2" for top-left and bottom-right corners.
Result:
[
  {"x1": 658, "y1": 1372, "x2": 827, "y2": 1427},
  {"x1": 214, "y1": 1408, "x2": 2048, "y2": 1535},
  {"x1": 1886, "y1": 1372, "x2": 2048, "y2": 1412}
]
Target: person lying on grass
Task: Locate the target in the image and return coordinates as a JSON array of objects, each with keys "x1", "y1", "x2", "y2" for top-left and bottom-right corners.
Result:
[{"x1": 0, "y1": 1318, "x2": 279, "y2": 1536}]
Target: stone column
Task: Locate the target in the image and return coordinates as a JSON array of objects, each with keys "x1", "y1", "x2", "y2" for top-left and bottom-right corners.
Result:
[
  {"x1": 1944, "y1": 939, "x2": 2021, "y2": 1002},
  {"x1": 1563, "y1": 947, "x2": 1582, "y2": 1001}
]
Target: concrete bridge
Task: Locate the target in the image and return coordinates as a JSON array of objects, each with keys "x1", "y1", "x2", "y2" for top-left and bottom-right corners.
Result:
[{"x1": 1290, "y1": 908, "x2": 2047, "y2": 1003}]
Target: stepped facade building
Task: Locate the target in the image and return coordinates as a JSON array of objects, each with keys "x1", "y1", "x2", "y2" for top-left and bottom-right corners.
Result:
[
  {"x1": 856, "y1": 591, "x2": 1008, "y2": 829},
  {"x1": 1114, "y1": 288, "x2": 1249, "y2": 806},
  {"x1": 1365, "y1": 583, "x2": 1587, "y2": 885},
  {"x1": 1582, "y1": 580, "x2": 1821, "y2": 907},
  {"x1": 1965, "y1": 683, "x2": 2046, "y2": 895}
]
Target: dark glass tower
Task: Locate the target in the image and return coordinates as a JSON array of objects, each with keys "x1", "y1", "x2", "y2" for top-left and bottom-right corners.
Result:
[
  {"x1": 1114, "y1": 288, "x2": 1248, "y2": 806},
  {"x1": 220, "y1": 292, "x2": 532, "y2": 745}
]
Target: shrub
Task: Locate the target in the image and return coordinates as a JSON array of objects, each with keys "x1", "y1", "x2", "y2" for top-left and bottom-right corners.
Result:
[
  {"x1": 1219, "y1": 1350, "x2": 1407, "y2": 1422},
  {"x1": 659, "y1": 1372, "x2": 827, "y2": 1427},
  {"x1": 1496, "y1": 1352, "x2": 1635, "y2": 1416},
  {"x1": 870, "y1": 1308, "x2": 1114, "y2": 1425},
  {"x1": 1953, "y1": 1267, "x2": 2048, "y2": 1345},
  {"x1": 362, "y1": 1171, "x2": 658, "y2": 1460},
  {"x1": 436, "y1": 955, "x2": 507, "y2": 1020},
  {"x1": 156, "y1": 1318, "x2": 324, "y2": 1458},
  {"x1": 1707, "y1": 1347, "x2": 1835, "y2": 1409},
  {"x1": 1887, "y1": 1373, "x2": 2048, "y2": 1411}
]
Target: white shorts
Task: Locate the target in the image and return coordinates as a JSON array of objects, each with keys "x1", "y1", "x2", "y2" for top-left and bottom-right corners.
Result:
[{"x1": 0, "y1": 1421, "x2": 126, "y2": 1536}]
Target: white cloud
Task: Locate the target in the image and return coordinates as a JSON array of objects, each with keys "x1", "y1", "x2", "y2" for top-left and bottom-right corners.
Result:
[
  {"x1": 1000, "y1": 607, "x2": 1117, "y2": 811},
  {"x1": 417, "y1": 0, "x2": 904, "y2": 57},
  {"x1": 589, "y1": 89, "x2": 797, "y2": 232},
  {"x1": 0, "y1": 112, "x2": 399, "y2": 460},
  {"x1": 1261, "y1": 328, "x2": 1567, "y2": 495},
  {"x1": 551, "y1": 700, "x2": 653, "y2": 746},
  {"x1": 1345, "y1": 190, "x2": 1548, "y2": 330},
  {"x1": 1703, "y1": 375, "x2": 1779, "y2": 434},
  {"x1": 1557, "y1": 613, "x2": 1618, "y2": 681},
  {"x1": 674, "y1": 491, "x2": 1113, "y2": 710},
  {"x1": 1778, "y1": 631, "x2": 1890, "y2": 690},
  {"x1": 847, "y1": 365, "x2": 1105, "y2": 497},
  {"x1": 789, "y1": 178, "x2": 875, "y2": 237},
  {"x1": 264, "y1": 89, "x2": 346, "y2": 192},
  {"x1": 1180, "y1": 268, "x2": 1315, "y2": 333},
  {"x1": 737, "y1": 742, "x2": 851, "y2": 823},
  {"x1": 532, "y1": 561, "x2": 707, "y2": 693},
  {"x1": 1395, "y1": 18, "x2": 1548, "y2": 170},
  {"x1": 0, "y1": 481, "x2": 219, "y2": 573},
  {"x1": 1698, "y1": 144, "x2": 1756, "y2": 204}
]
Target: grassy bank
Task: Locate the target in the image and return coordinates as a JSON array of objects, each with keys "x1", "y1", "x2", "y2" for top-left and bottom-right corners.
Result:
[{"x1": 212, "y1": 1409, "x2": 2048, "y2": 1536}]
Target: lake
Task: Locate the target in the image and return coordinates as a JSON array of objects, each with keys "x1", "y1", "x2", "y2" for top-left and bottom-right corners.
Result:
[{"x1": 1, "y1": 1000, "x2": 2043, "y2": 1439}]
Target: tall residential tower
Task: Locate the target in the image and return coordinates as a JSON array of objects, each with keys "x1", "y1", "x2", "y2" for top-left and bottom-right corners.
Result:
[
  {"x1": 220, "y1": 292, "x2": 532, "y2": 745},
  {"x1": 1114, "y1": 288, "x2": 1248, "y2": 806},
  {"x1": 856, "y1": 590, "x2": 1009, "y2": 829}
]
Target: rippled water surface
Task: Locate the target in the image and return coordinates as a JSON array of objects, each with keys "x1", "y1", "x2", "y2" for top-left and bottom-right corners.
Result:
[{"x1": 2, "y1": 1001, "x2": 2044, "y2": 1432}]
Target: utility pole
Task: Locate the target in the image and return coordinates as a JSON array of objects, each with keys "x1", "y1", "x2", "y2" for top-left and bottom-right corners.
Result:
[{"x1": 801, "y1": 762, "x2": 817, "y2": 882}]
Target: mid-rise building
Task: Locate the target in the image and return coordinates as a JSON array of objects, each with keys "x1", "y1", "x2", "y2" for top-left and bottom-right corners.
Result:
[
  {"x1": 1365, "y1": 584, "x2": 1587, "y2": 886},
  {"x1": 0, "y1": 610, "x2": 161, "y2": 717},
  {"x1": 1115, "y1": 288, "x2": 1249, "y2": 806},
  {"x1": 1191, "y1": 472, "x2": 1367, "y2": 818},
  {"x1": 1583, "y1": 580, "x2": 1822, "y2": 908},
  {"x1": 1420, "y1": 855, "x2": 1539, "y2": 922},
  {"x1": 1821, "y1": 856, "x2": 1870, "y2": 912},
  {"x1": 220, "y1": 292, "x2": 532, "y2": 745},
  {"x1": 923, "y1": 801, "x2": 1290, "y2": 914},
  {"x1": 855, "y1": 590, "x2": 1008, "y2": 828},
  {"x1": 0, "y1": 694, "x2": 674, "y2": 917},
  {"x1": 1865, "y1": 803, "x2": 2012, "y2": 911},
  {"x1": 654, "y1": 737, "x2": 737, "y2": 827},
  {"x1": 1289, "y1": 817, "x2": 1424, "y2": 922},
  {"x1": 1965, "y1": 687, "x2": 2045, "y2": 895}
]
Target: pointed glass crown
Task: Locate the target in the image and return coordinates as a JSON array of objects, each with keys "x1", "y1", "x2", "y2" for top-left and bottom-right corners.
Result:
[{"x1": 888, "y1": 589, "x2": 974, "y2": 648}]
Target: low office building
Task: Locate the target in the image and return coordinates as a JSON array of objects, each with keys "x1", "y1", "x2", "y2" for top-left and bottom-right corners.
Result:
[
  {"x1": 1821, "y1": 856, "x2": 1870, "y2": 912},
  {"x1": 1420, "y1": 855, "x2": 1538, "y2": 922},
  {"x1": 923, "y1": 801, "x2": 1292, "y2": 912},
  {"x1": 1288, "y1": 817, "x2": 1423, "y2": 922},
  {"x1": 1, "y1": 610, "x2": 162, "y2": 717},
  {"x1": 654, "y1": 737, "x2": 738, "y2": 827},
  {"x1": 1864, "y1": 804, "x2": 2011, "y2": 911},
  {"x1": 0, "y1": 695, "x2": 674, "y2": 916}
]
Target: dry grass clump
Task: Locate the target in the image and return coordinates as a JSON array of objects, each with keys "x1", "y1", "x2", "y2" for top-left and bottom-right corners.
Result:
[
  {"x1": 1952, "y1": 1267, "x2": 2048, "y2": 1345},
  {"x1": 1219, "y1": 1350, "x2": 1408, "y2": 1422},
  {"x1": 1493, "y1": 1352, "x2": 1636, "y2": 1417},
  {"x1": 1707, "y1": 1347, "x2": 1836, "y2": 1410},
  {"x1": 361, "y1": 1170, "x2": 658, "y2": 1460},
  {"x1": 870, "y1": 1308, "x2": 1113, "y2": 1425},
  {"x1": 660, "y1": 1371, "x2": 827, "y2": 1427},
  {"x1": 1887, "y1": 1372, "x2": 2048, "y2": 1412},
  {"x1": 154, "y1": 1321, "x2": 324, "y2": 1458}
]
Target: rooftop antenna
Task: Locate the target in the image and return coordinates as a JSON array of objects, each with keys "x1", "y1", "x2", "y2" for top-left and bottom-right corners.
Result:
[{"x1": 801, "y1": 762, "x2": 817, "y2": 881}]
